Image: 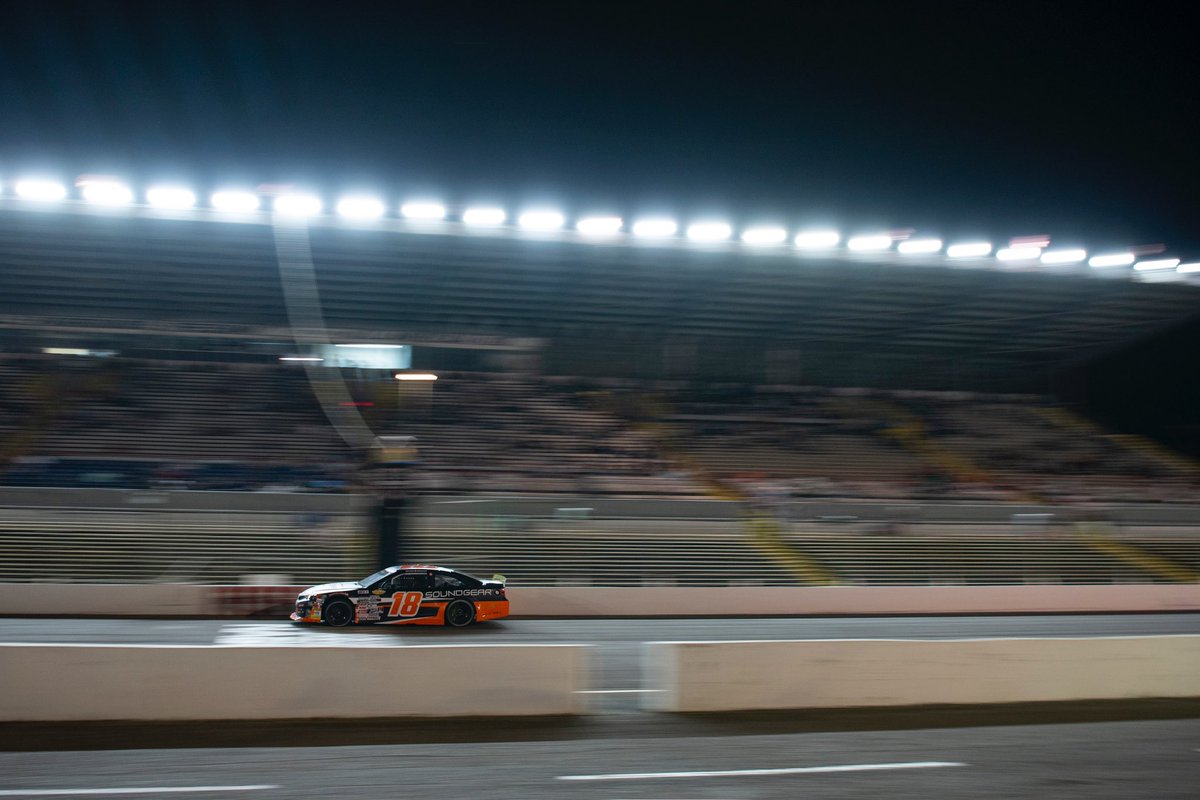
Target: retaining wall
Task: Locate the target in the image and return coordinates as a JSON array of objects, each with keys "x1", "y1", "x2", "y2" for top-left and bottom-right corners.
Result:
[
  {"x1": 643, "y1": 635, "x2": 1200, "y2": 712},
  {"x1": 1, "y1": 583, "x2": 1198, "y2": 618},
  {"x1": 0, "y1": 643, "x2": 589, "y2": 721}
]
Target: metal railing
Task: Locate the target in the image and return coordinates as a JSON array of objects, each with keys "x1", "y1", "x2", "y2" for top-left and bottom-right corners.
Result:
[{"x1": 1, "y1": 496, "x2": 1197, "y2": 586}]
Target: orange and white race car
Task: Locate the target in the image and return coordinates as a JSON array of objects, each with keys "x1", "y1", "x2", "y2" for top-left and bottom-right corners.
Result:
[{"x1": 290, "y1": 565, "x2": 508, "y2": 627}]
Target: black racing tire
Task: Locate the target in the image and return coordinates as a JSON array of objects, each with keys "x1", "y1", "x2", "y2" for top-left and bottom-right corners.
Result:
[
  {"x1": 444, "y1": 599, "x2": 476, "y2": 628},
  {"x1": 323, "y1": 598, "x2": 354, "y2": 628}
]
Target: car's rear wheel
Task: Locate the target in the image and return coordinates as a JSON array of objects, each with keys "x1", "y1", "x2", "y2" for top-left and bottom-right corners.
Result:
[
  {"x1": 323, "y1": 598, "x2": 354, "y2": 627},
  {"x1": 444, "y1": 599, "x2": 475, "y2": 627}
]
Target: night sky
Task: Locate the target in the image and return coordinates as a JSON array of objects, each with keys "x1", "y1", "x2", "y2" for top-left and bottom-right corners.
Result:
[{"x1": 1, "y1": 0, "x2": 1198, "y2": 253}]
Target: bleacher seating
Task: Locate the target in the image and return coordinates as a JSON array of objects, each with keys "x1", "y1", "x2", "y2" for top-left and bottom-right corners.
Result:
[{"x1": 0, "y1": 355, "x2": 1195, "y2": 503}]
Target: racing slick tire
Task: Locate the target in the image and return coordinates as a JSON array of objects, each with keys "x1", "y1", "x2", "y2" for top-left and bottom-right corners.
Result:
[
  {"x1": 444, "y1": 599, "x2": 476, "y2": 627},
  {"x1": 323, "y1": 598, "x2": 354, "y2": 627}
]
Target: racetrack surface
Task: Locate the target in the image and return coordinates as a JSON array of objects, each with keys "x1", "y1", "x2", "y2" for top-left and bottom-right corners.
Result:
[
  {"x1": 2, "y1": 614, "x2": 1198, "y2": 709},
  {"x1": 2, "y1": 718, "x2": 1198, "y2": 799}
]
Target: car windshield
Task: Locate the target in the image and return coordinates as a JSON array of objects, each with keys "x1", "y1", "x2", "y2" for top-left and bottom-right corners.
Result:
[{"x1": 358, "y1": 567, "x2": 399, "y2": 586}]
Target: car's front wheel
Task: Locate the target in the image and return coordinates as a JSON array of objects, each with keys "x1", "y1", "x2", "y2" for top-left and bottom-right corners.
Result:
[
  {"x1": 444, "y1": 599, "x2": 475, "y2": 627},
  {"x1": 323, "y1": 598, "x2": 354, "y2": 627}
]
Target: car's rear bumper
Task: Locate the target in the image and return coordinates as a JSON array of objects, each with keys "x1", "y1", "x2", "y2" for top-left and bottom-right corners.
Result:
[{"x1": 475, "y1": 600, "x2": 510, "y2": 622}]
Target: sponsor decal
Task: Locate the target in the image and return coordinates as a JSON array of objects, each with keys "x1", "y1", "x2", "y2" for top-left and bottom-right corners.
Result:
[
  {"x1": 422, "y1": 588, "x2": 502, "y2": 599},
  {"x1": 387, "y1": 591, "x2": 424, "y2": 617}
]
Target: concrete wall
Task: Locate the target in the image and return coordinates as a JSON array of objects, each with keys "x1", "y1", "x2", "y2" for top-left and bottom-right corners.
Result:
[
  {"x1": 0, "y1": 643, "x2": 589, "y2": 721},
  {"x1": 1, "y1": 583, "x2": 1198, "y2": 618},
  {"x1": 506, "y1": 584, "x2": 1200, "y2": 617},
  {"x1": 1, "y1": 583, "x2": 212, "y2": 617},
  {"x1": 643, "y1": 635, "x2": 1200, "y2": 712}
]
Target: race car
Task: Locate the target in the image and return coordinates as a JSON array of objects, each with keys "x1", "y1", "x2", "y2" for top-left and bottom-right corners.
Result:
[{"x1": 290, "y1": 565, "x2": 508, "y2": 627}]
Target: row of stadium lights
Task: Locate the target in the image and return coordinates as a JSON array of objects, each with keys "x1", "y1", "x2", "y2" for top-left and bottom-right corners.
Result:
[{"x1": 5, "y1": 176, "x2": 1198, "y2": 276}]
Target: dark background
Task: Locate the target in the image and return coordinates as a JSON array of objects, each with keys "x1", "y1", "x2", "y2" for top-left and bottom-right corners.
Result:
[
  {"x1": 0, "y1": 0, "x2": 1197, "y2": 451},
  {"x1": 1, "y1": 0, "x2": 1197, "y2": 251}
]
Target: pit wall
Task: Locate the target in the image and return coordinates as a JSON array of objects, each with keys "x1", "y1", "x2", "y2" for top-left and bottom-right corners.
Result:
[
  {"x1": 1, "y1": 583, "x2": 1197, "y2": 618},
  {"x1": 2, "y1": 636, "x2": 1196, "y2": 722},
  {"x1": 643, "y1": 635, "x2": 1200, "y2": 712},
  {"x1": 0, "y1": 643, "x2": 589, "y2": 721}
]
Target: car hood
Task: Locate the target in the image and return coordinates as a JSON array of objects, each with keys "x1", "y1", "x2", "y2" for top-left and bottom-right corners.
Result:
[{"x1": 298, "y1": 581, "x2": 361, "y2": 599}]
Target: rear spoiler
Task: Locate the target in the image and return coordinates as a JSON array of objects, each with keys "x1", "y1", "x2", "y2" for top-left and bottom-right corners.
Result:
[{"x1": 491, "y1": 573, "x2": 507, "y2": 585}]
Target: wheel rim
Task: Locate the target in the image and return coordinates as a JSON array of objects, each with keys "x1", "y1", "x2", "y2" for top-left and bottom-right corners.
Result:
[
  {"x1": 327, "y1": 603, "x2": 352, "y2": 626},
  {"x1": 447, "y1": 602, "x2": 472, "y2": 626}
]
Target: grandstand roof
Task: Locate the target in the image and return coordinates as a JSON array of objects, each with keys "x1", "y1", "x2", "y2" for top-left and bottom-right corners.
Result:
[{"x1": 1, "y1": 203, "x2": 1197, "y2": 390}]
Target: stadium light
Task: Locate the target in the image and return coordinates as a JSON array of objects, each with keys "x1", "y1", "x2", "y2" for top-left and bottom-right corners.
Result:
[
  {"x1": 146, "y1": 186, "x2": 197, "y2": 210},
  {"x1": 274, "y1": 193, "x2": 322, "y2": 217},
  {"x1": 400, "y1": 202, "x2": 447, "y2": 220},
  {"x1": 996, "y1": 246, "x2": 1042, "y2": 261},
  {"x1": 210, "y1": 190, "x2": 260, "y2": 213},
  {"x1": 14, "y1": 179, "x2": 68, "y2": 201},
  {"x1": 79, "y1": 179, "x2": 134, "y2": 206},
  {"x1": 793, "y1": 229, "x2": 840, "y2": 249},
  {"x1": 462, "y1": 207, "x2": 506, "y2": 227},
  {"x1": 336, "y1": 196, "x2": 386, "y2": 219},
  {"x1": 632, "y1": 218, "x2": 678, "y2": 239},
  {"x1": 741, "y1": 227, "x2": 787, "y2": 245},
  {"x1": 946, "y1": 242, "x2": 993, "y2": 258},
  {"x1": 1087, "y1": 253, "x2": 1135, "y2": 268},
  {"x1": 846, "y1": 234, "x2": 892, "y2": 252},
  {"x1": 686, "y1": 221, "x2": 732, "y2": 242},
  {"x1": 897, "y1": 238, "x2": 943, "y2": 255},
  {"x1": 395, "y1": 373, "x2": 438, "y2": 381},
  {"x1": 1177, "y1": 262, "x2": 1200, "y2": 274},
  {"x1": 518, "y1": 210, "x2": 565, "y2": 231},
  {"x1": 1134, "y1": 258, "x2": 1180, "y2": 271},
  {"x1": 1040, "y1": 248, "x2": 1087, "y2": 265},
  {"x1": 576, "y1": 216, "x2": 623, "y2": 236}
]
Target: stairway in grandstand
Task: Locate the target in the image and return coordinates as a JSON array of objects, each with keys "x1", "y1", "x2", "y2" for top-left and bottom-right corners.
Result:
[
  {"x1": 1033, "y1": 405, "x2": 1200, "y2": 479},
  {"x1": 829, "y1": 395, "x2": 992, "y2": 485},
  {"x1": 598, "y1": 388, "x2": 841, "y2": 584},
  {"x1": 841, "y1": 396, "x2": 1200, "y2": 582},
  {"x1": 778, "y1": 527, "x2": 1200, "y2": 585}
]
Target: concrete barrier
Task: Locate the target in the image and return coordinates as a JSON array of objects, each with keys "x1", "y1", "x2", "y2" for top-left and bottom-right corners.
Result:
[
  {"x1": 0, "y1": 583, "x2": 211, "y2": 617},
  {"x1": 0, "y1": 643, "x2": 589, "y2": 721},
  {"x1": 643, "y1": 635, "x2": 1200, "y2": 712},
  {"x1": 506, "y1": 584, "x2": 1200, "y2": 617},
  {"x1": 2, "y1": 583, "x2": 1198, "y2": 618}
]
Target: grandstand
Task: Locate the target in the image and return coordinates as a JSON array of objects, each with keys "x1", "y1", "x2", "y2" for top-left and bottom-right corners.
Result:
[
  {"x1": 2, "y1": 200, "x2": 1198, "y2": 391},
  {"x1": 0, "y1": 196, "x2": 1198, "y2": 587}
]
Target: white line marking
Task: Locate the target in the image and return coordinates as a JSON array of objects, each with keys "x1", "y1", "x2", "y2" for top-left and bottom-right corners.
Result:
[
  {"x1": 558, "y1": 761, "x2": 965, "y2": 781},
  {"x1": 575, "y1": 689, "x2": 662, "y2": 694},
  {"x1": 0, "y1": 787, "x2": 278, "y2": 796}
]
